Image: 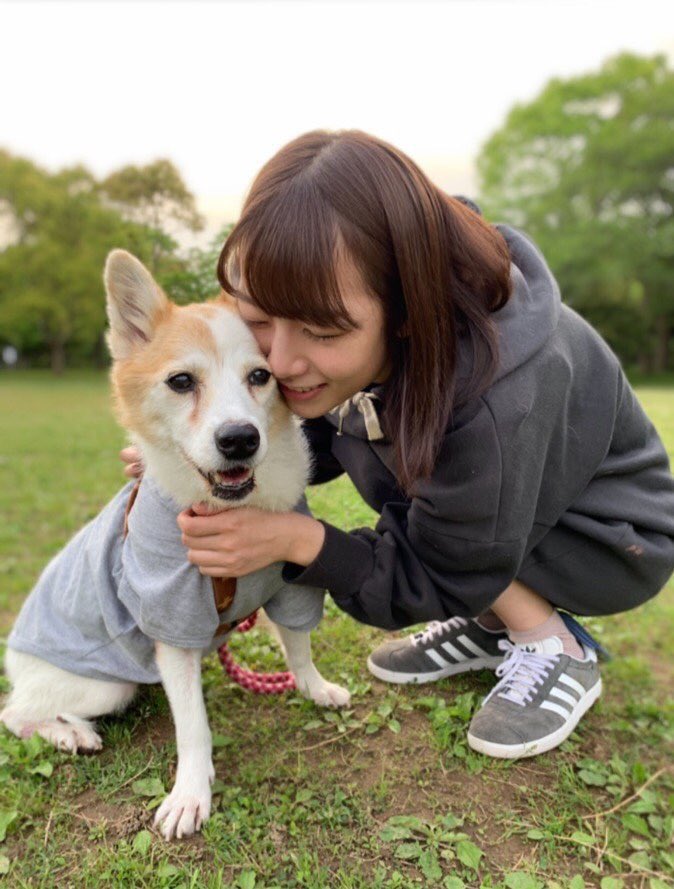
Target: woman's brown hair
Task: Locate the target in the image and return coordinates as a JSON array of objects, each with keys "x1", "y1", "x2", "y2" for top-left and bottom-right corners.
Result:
[{"x1": 217, "y1": 129, "x2": 512, "y2": 495}]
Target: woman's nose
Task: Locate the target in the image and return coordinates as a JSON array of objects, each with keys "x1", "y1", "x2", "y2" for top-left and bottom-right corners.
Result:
[{"x1": 267, "y1": 330, "x2": 309, "y2": 379}]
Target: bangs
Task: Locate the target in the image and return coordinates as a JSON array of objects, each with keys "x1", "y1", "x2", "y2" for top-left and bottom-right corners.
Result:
[{"x1": 217, "y1": 180, "x2": 358, "y2": 331}]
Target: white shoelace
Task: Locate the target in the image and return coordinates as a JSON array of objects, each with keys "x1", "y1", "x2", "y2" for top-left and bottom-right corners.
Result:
[
  {"x1": 483, "y1": 639, "x2": 560, "y2": 707},
  {"x1": 411, "y1": 616, "x2": 468, "y2": 647}
]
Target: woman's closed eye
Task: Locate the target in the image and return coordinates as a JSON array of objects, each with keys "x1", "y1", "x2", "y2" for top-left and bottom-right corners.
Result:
[
  {"x1": 303, "y1": 328, "x2": 343, "y2": 342},
  {"x1": 245, "y1": 318, "x2": 342, "y2": 341}
]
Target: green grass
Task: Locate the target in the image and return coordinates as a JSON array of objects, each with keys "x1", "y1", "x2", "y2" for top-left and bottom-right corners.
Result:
[{"x1": 0, "y1": 370, "x2": 672, "y2": 888}]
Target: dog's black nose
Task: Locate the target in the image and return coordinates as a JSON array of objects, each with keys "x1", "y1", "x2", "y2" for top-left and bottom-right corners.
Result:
[{"x1": 214, "y1": 423, "x2": 260, "y2": 460}]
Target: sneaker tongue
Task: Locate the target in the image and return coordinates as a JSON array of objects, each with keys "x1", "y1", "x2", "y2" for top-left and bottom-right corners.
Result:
[{"x1": 514, "y1": 635, "x2": 564, "y2": 655}]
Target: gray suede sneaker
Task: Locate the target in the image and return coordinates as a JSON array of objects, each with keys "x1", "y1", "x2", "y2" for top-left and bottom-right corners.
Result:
[
  {"x1": 466, "y1": 637, "x2": 602, "y2": 759},
  {"x1": 366, "y1": 616, "x2": 506, "y2": 684}
]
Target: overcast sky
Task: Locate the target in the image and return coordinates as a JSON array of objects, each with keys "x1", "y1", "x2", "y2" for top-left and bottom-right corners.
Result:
[{"x1": 2, "y1": 0, "x2": 673, "y2": 244}]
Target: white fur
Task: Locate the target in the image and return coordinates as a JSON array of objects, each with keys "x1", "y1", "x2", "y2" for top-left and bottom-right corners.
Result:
[{"x1": 1, "y1": 250, "x2": 350, "y2": 842}]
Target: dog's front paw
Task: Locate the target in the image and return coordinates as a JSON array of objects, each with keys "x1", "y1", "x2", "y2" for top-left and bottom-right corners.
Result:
[
  {"x1": 153, "y1": 783, "x2": 212, "y2": 841},
  {"x1": 307, "y1": 680, "x2": 351, "y2": 709}
]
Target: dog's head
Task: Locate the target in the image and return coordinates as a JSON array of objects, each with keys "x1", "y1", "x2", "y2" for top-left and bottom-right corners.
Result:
[{"x1": 104, "y1": 249, "x2": 305, "y2": 509}]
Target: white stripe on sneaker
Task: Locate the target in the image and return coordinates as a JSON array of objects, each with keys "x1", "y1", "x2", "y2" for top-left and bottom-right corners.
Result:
[
  {"x1": 549, "y1": 687, "x2": 578, "y2": 708},
  {"x1": 456, "y1": 635, "x2": 492, "y2": 659},
  {"x1": 426, "y1": 649, "x2": 450, "y2": 668},
  {"x1": 558, "y1": 673, "x2": 586, "y2": 698},
  {"x1": 440, "y1": 641, "x2": 469, "y2": 662},
  {"x1": 540, "y1": 700, "x2": 572, "y2": 719}
]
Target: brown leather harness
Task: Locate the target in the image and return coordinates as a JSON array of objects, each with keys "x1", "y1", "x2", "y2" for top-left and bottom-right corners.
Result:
[{"x1": 122, "y1": 480, "x2": 251, "y2": 638}]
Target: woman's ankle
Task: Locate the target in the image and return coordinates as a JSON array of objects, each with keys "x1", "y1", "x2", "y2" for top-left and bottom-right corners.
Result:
[
  {"x1": 490, "y1": 579, "x2": 554, "y2": 632},
  {"x1": 508, "y1": 610, "x2": 584, "y2": 659}
]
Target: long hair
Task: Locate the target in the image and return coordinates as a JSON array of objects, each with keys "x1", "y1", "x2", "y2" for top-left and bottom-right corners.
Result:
[{"x1": 217, "y1": 129, "x2": 512, "y2": 495}]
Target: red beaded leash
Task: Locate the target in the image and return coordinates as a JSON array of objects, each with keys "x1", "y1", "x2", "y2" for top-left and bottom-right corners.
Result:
[{"x1": 217, "y1": 610, "x2": 296, "y2": 694}]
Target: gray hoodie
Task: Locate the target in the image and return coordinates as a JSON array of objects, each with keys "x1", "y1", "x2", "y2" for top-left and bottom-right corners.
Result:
[
  {"x1": 8, "y1": 476, "x2": 325, "y2": 683},
  {"x1": 282, "y1": 223, "x2": 674, "y2": 629}
]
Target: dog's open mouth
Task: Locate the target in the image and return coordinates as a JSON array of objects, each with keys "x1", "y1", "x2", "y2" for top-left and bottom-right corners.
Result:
[
  {"x1": 180, "y1": 447, "x2": 257, "y2": 502},
  {"x1": 210, "y1": 465, "x2": 256, "y2": 501}
]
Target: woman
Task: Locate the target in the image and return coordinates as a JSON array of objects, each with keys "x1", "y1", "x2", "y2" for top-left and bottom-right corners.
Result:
[{"x1": 123, "y1": 129, "x2": 674, "y2": 758}]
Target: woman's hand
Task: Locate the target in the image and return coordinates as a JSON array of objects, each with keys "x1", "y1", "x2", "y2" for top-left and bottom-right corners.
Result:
[
  {"x1": 120, "y1": 445, "x2": 144, "y2": 479},
  {"x1": 177, "y1": 505, "x2": 326, "y2": 577}
]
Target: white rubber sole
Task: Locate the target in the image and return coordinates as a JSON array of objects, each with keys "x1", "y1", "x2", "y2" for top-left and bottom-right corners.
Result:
[
  {"x1": 466, "y1": 676, "x2": 603, "y2": 759},
  {"x1": 366, "y1": 654, "x2": 504, "y2": 685}
]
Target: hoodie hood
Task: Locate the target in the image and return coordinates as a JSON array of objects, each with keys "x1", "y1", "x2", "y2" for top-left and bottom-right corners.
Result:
[
  {"x1": 324, "y1": 222, "x2": 562, "y2": 441},
  {"x1": 489, "y1": 223, "x2": 561, "y2": 382}
]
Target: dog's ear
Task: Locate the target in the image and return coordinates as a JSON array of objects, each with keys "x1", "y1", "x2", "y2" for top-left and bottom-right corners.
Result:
[{"x1": 104, "y1": 250, "x2": 169, "y2": 359}]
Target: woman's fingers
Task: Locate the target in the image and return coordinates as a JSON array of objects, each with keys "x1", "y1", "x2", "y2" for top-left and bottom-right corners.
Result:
[
  {"x1": 186, "y1": 549, "x2": 226, "y2": 569},
  {"x1": 190, "y1": 501, "x2": 226, "y2": 517},
  {"x1": 177, "y1": 509, "x2": 241, "y2": 536},
  {"x1": 120, "y1": 446, "x2": 144, "y2": 478},
  {"x1": 182, "y1": 533, "x2": 229, "y2": 551},
  {"x1": 120, "y1": 446, "x2": 141, "y2": 464}
]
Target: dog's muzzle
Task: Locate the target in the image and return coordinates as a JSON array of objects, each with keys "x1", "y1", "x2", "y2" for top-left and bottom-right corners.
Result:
[{"x1": 204, "y1": 422, "x2": 260, "y2": 501}]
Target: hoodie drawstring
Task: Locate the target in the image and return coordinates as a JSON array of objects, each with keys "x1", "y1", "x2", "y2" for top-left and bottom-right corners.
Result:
[{"x1": 332, "y1": 390, "x2": 385, "y2": 440}]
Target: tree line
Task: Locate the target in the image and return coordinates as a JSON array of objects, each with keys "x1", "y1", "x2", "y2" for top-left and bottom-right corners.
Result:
[
  {"x1": 0, "y1": 156, "x2": 229, "y2": 372},
  {"x1": 0, "y1": 51, "x2": 672, "y2": 373}
]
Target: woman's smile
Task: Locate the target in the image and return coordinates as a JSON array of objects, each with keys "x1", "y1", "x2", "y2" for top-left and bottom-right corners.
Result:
[{"x1": 278, "y1": 381, "x2": 328, "y2": 402}]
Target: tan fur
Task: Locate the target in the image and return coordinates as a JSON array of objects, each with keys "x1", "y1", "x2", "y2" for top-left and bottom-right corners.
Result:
[
  {"x1": 268, "y1": 383, "x2": 295, "y2": 441},
  {"x1": 215, "y1": 289, "x2": 238, "y2": 310},
  {"x1": 111, "y1": 304, "x2": 222, "y2": 442}
]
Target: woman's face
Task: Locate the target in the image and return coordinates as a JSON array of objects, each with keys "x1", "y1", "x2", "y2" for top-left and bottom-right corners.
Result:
[{"x1": 235, "y1": 252, "x2": 391, "y2": 418}]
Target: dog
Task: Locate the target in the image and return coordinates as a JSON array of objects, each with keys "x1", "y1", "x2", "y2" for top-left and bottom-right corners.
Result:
[{"x1": 0, "y1": 250, "x2": 350, "y2": 840}]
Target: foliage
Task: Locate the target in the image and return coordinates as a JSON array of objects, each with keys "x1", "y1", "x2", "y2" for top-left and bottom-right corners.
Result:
[
  {"x1": 101, "y1": 158, "x2": 204, "y2": 233},
  {"x1": 100, "y1": 158, "x2": 205, "y2": 274},
  {"x1": 0, "y1": 151, "x2": 222, "y2": 372},
  {"x1": 161, "y1": 223, "x2": 234, "y2": 306},
  {"x1": 478, "y1": 52, "x2": 674, "y2": 372}
]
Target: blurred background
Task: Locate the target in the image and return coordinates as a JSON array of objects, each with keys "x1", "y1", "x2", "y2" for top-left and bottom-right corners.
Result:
[{"x1": 1, "y1": 0, "x2": 673, "y2": 376}]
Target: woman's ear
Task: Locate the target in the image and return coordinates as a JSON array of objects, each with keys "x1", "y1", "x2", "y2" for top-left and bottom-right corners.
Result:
[{"x1": 396, "y1": 320, "x2": 410, "y2": 338}]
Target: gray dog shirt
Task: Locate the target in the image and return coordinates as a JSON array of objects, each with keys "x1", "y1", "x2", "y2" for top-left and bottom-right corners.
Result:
[{"x1": 7, "y1": 477, "x2": 325, "y2": 684}]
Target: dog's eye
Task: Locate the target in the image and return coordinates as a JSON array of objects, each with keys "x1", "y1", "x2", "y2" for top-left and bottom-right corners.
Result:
[
  {"x1": 248, "y1": 368, "x2": 271, "y2": 387},
  {"x1": 166, "y1": 373, "x2": 196, "y2": 393}
]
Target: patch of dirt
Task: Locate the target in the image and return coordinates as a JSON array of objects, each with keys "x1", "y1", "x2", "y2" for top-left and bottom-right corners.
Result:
[
  {"x1": 71, "y1": 787, "x2": 150, "y2": 839},
  {"x1": 133, "y1": 710, "x2": 175, "y2": 749},
  {"x1": 286, "y1": 702, "x2": 542, "y2": 873},
  {"x1": 68, "y1": 786, "x2": 210, "y2": 855}
]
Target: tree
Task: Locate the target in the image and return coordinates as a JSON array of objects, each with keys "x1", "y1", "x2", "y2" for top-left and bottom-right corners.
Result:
[
  {"x1": 0, "y1": 152, "x2": 159, "y2": 372},
  {"x1": 0, "y1": 151, "x2": 230, "y2": 371},
  {"x1": 477, "y1": 52, "x2": 674, "y2": 372},
  {"x1": 100, "y1": 159, "x2": 205, "y2": 273},
  {"x1": 162, "y1": 223, "x2": 234, "y2": 306}
]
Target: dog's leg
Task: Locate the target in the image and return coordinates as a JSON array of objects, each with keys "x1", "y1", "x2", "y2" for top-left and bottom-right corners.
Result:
[
  {"x1": 152, "y1": 642, "x2": 214, "y2": 841},
  {"x1": 0, "y1": 648, "x2": 137, "y2": 754},
  {"x1": 273, "y1": 625, "x2": 351, "y2": 708}
]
